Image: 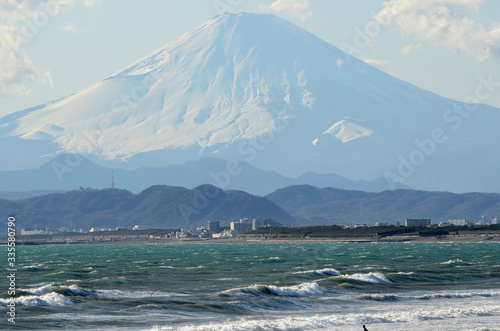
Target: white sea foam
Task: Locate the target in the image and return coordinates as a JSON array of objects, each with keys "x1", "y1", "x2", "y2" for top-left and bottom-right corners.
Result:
[
  {"x1": 0, "y1": 292, "x2": 72, "y2": 307},
  {"x1": 94, "y1": 289, "x2": 186, "y2": 298},
  {"x1": 339, "y1": 272, "x2": 391, "y2": 284},
  {"x1": 20, "y1": 284, "x2": 53, "y2": 296},
  {"x1": 186, "y1": 265, "x2": 207, "y2": 270},
  {"x1": 293, "y1": 268, "x2": 341, "y2": 276},
  {"x1": 441, "y1": 259, "x2": 466, "y2": 265},
  {"x1": 409, "y1": 289, "x2": 500, "y2": 300},
  {"x1": 216, "y1": 278, "x2": 241, "y2": 281},
  {"x1": 220, "y1": 282, "x2": 327, "y2": 297},
  {"x1": 154, "y1": 303, "x2": 500, "y2": 331},
  {"x1": 266, "y1": 283, "x2": 326, "y2": 297},
  {"x1": 21, "y1": 263, "x2": 43, "y2": 270},
  {"x1": 61, "y1": 285, "x2": 186, "y2": 298},
  {"x1": 19, "y1": 284, "x2": 187, "y2": 301},
  {"x1": 360, "y1": 289, "x2": 500, "y2": 302}
]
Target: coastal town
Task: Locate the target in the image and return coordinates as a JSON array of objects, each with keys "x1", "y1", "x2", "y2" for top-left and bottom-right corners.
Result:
[{"x1": 12, "y1": 217, "x2": 500, "y2": 245}]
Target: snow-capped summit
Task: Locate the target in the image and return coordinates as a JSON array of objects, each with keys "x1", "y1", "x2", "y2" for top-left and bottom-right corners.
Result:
[{"x1": 1, "y1": 13, "x2": 499, "y2": 193}]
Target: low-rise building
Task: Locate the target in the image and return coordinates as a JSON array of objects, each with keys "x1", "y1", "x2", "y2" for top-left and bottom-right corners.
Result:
[
  {"x1": 344, "y1": 224, "x2": 368, "y2": 229},
  {"x1": 230, "y1": 219, "x2": 253, "y2": 234},
  {"x1": 89, "y1": 227, "x2": 108, "y2": 232},
  {"x1": 252, "y1": 218, "x2": 266, "y2": 230},
  {"x1": 206, "y1": 221, "x2": 220, "y2": 233},
  {"x1": 21, "y1": 228, "x2": 49, "y2": 236},
  {"x1": 448, "y1": 219, "x2": 473, "y2": 226},
  {"x1": 405, "y1": 219, "x2": 431, "y2": 227}
]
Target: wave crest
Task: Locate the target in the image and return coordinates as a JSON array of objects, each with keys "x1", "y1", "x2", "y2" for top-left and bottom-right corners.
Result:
[
  {"x1": 8, "y1": 284, "x2": 187, "y2": 307},
  {"x1": 0, "y1": 292, "x2": 72, "y2": 307},
  {"x1": 220, "y1": 282, "x2": 327, "y2": 297},
  {"x1": 293, "y1": 268, "x2": 341, "y2": 276},
  {"x1": 338, "y1": 272, "x2": 391, "y2": 284}
]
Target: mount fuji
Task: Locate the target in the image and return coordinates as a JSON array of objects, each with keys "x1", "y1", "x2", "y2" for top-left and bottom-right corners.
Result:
[{"x1": 1, "y1": 13, "x2": 499, "y2": 193}]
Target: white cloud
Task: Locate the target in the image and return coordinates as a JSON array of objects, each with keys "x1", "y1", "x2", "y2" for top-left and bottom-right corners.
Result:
[
  {"x1": 268, "y1": 0, "x2": 313, "y2": 22},
  {"x1": 374, "y1": 0, "x2": 500, "y2": 61},
  {"x1": 401, "y1": 43, "x2": 422, "y2": 55},
  {"x1": 83, "y1": 0, "x2": 103, "y2": 7},
  {"x1": 362, "y1": 58, "x2": 391, "y2": 69},
  {"x1": 0, "y1": 0, "x2": 101, "y2": 97},
  {"x1": 43, "y1": 70, "x2": 54, "y2": 89},
  {"x1": 61, "y1": 23, "x2": 83, "y2": 33}
]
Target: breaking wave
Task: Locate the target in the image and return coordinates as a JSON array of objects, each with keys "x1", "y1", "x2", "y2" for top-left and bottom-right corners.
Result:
[
  {"x1": 6, "y1": 284, "x2": 188, "y2": 306},
  {"x1": 293, "y1": 268, "x2": 341, "y2": 276},
  {"x1": 0, "y1": 292, "x2": 72, "y2": 307},
  {"x1": 337, "y1": 272, "x2": 391, "y2": 284},
  {"x1": 153, "y1": 304, "x2": 500, "y2": 331},
  {"x1": 359, "y1": 289, "x2": 500, "y2": 302},
  {"x1": 220, "y1": 282, "x2": 327, "y2": 298}
]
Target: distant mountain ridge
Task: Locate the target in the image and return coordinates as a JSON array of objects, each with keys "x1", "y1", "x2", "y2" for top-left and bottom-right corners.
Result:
[
  {"x1": 0, "y1": 154, "x2": 407, "y2": 196},
  {"x1": 266, "y1": 185, "x2": 500, "y2": 225},
  {"x1": 1, "y1": 185, "x2": 295, "y2": 230},
  {"x1": 3, "y1": 184, "x2": 500, "y2": 231}
]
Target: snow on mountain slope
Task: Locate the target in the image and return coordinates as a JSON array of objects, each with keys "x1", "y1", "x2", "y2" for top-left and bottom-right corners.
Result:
[
  {"x1": 5, "y1": 13, "x2": 322, "y2": 158},
  {"x1": 1, "y1": 13, "x2": 500, "y2": 193},
  {"x1": 318, "y1": 118, "x2": 374, "y2": 144},
  {"x1": 1, "y1": 13, "x2": 432, "y2": 158}
]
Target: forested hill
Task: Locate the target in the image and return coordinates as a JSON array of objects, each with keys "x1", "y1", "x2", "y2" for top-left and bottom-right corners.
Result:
[{"x1": 0, "y1": 185, "x2": 294, "y2": 230}]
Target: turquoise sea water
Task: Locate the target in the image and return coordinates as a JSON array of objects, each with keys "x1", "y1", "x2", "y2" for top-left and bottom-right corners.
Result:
[{"x1": 1, "y1": 242, "x2": 500, "y2": 330}]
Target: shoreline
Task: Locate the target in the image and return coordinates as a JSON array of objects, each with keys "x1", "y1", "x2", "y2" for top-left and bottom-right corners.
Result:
[{"x1": 5, "y1": 232, "x2": 500, "y2": 245}]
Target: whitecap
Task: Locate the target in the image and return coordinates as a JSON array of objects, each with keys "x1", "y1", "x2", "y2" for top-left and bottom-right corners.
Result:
[
  {"x1": 266, "y1": 282, "x2": 326, "y2": 297},
  {"x1": 93, "y1": 289, "x2": 187, "y2": 299},
  {"x1": 220, "y1": 282, "x2": 327, "y2": 297},
  {"x1": 152, "y1": 304, "x2": 500, "y2": 331},
  {"x1": 386, "y1": 271, "x2": 414, "y2": 277},
  {"x1": 216, "y1": 278, "x2": 241, "y2": 281},
  {"x1": 409, "y1": 289, "x2": 500, "y2": 300},
  {"x1": 440, "y1": 259, "x2": 465, "y2": 265},
  {"x1": 339, "y1": 272, "x2": 391, "y2": 284},
  {"x1": 20, "y1": 284, "x2": 53, "y2": 296},
  {"x1": 21, "y1": 263, "x2": 43, "y2": 270},
  {"x1": 56, "y1": 285, "x2": 187, "y2": 299},
  {"x1": 186, "y1": 265, "x2": 207, "y2": 270},
  {"x1": 294, "y1": 268, "x2": 341, "y2": 276},
  {"x1": 0, "y1": 292, "x2": 72, "y2": 307}
]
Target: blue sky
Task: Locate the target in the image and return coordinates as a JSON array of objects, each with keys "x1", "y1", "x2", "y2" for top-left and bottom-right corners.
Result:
[{"x1": 1, "y1": 0, "x2": 499, "y2": 118}]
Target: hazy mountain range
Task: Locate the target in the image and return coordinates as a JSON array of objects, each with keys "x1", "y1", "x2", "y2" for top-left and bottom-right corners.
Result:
[
  {"x1": 0, "y1": 154, "x2": 405, "y2": 197},
  {"x1": 2, "y1": 185, "x2": 294, "y2": 231},
  {"x1": 3, "y1": 185, "x2": 499, "y2": 231},
  {"x1": 266, "y1": 185, "x2": 500, "y2": 226},
  {"x1": 0, "y1": 13, "x2": 499, "y2": 193}
]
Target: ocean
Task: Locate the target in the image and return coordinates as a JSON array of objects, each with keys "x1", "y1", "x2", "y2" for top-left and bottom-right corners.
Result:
[{"x1": 1, "y1": 242, "x2": 499, "y2": 330}]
